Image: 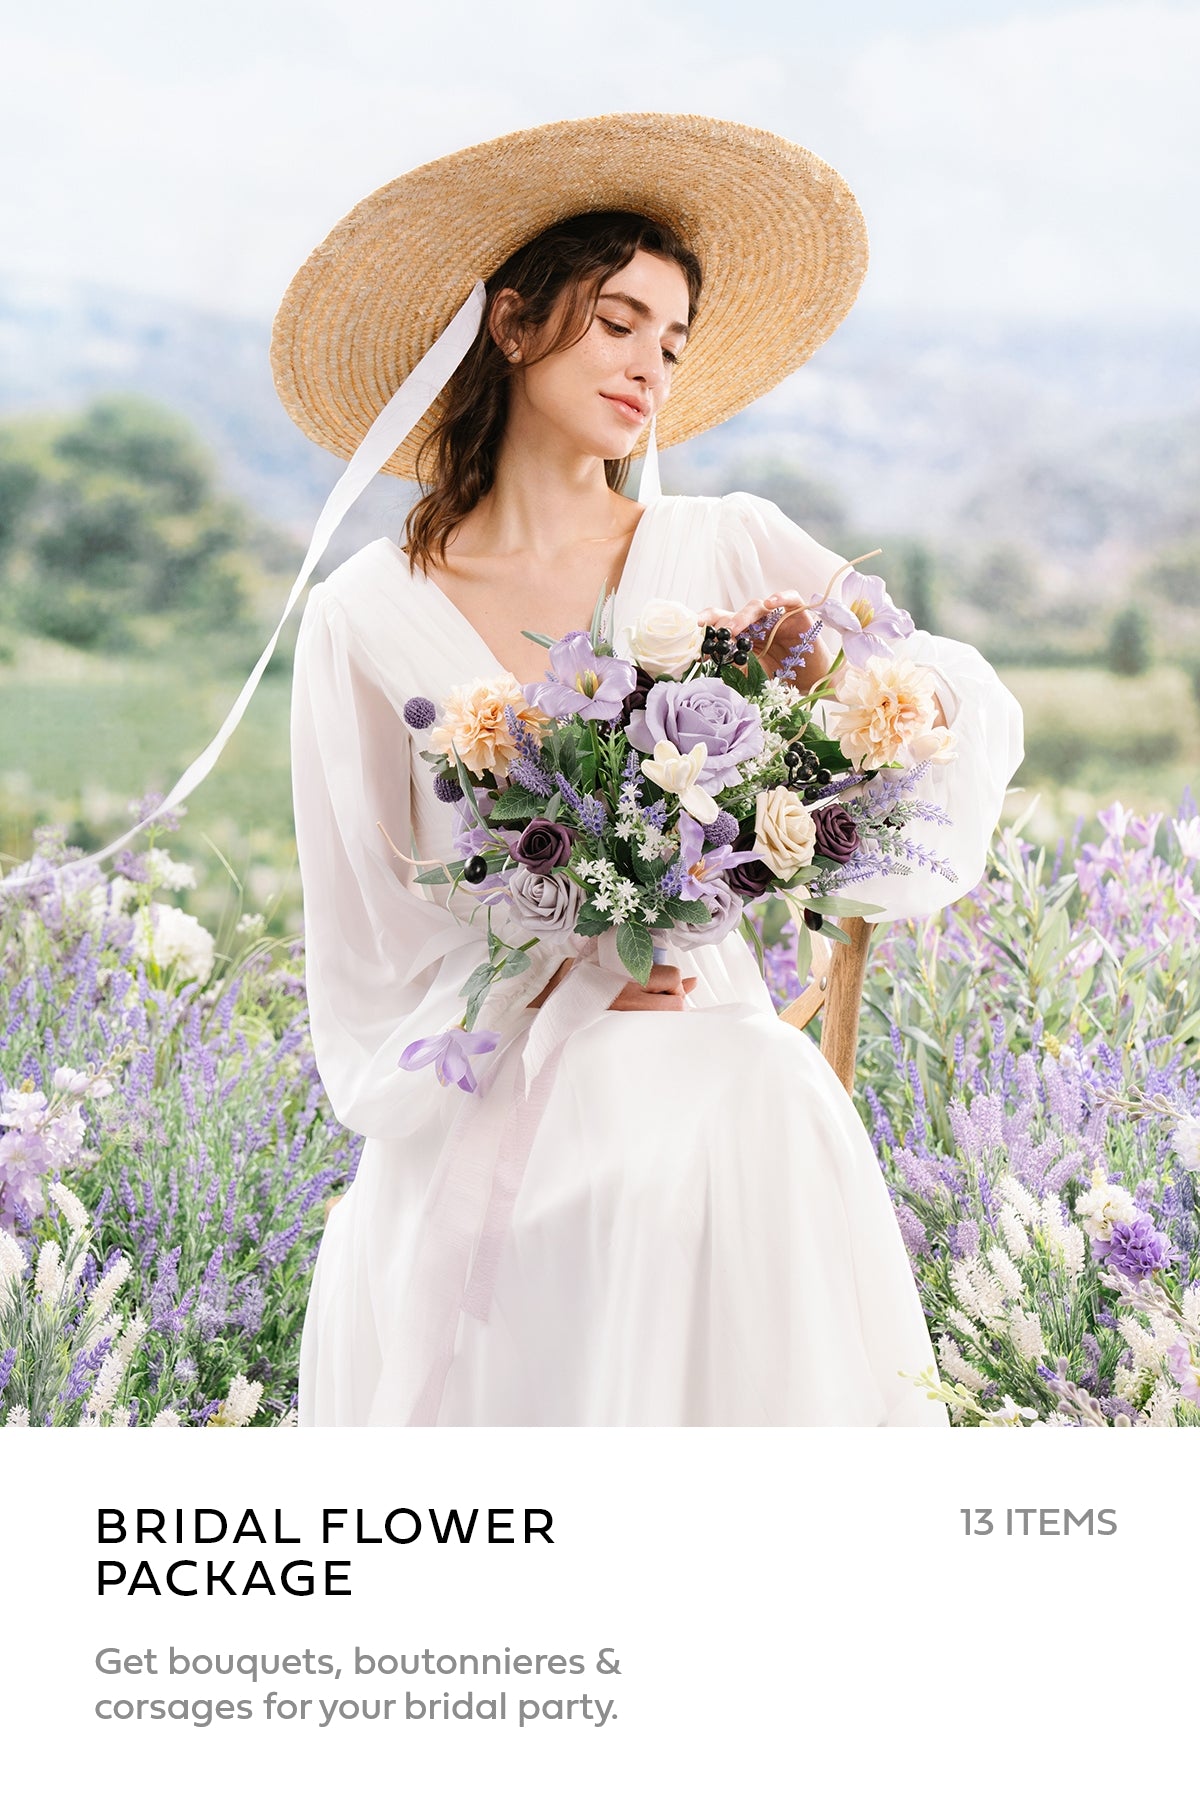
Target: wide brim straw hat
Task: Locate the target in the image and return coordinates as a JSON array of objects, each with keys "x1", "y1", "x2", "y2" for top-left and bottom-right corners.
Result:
[{"x1": 270, "y1": 111, "x2": 869, "y2": 480}]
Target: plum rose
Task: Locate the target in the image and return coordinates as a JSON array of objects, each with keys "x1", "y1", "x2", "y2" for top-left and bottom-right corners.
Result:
[
  {"x1": 625, "y1": 677, "x2": 764, "y2": 794},
  {"x1": 812, "y1": 803, "x2": 859, "y2": 865},
  {"x1": 513, "y1": 817, "x2": 573, "y2": 874}
]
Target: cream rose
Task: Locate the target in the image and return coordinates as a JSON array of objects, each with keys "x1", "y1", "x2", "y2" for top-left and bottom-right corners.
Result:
[
  {"x1": 831, "y1": 655, "x2": 944, "y2": 770},
  {"x1": 619, "y1": 598, "x2": 705, "y2": 678},
  {"x1": 429, "y1": 675, "x2": 545, "y2": 778},
  {"x1": 753, "y1": 787, "x2": 817, "y2": 880}
]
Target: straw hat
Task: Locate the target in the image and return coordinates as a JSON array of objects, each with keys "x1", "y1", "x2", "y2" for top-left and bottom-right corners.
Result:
[{"x1": 270, "y1": 112, "x2": 869, "y2": 480}]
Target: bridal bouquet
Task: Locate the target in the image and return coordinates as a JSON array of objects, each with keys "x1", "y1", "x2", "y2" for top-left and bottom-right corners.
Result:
[{"x1": 395, "y1": 567, "x2": 958, "y2": 1090}]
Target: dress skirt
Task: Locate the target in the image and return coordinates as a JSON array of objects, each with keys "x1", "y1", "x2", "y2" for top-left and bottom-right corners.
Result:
[{"x1": 298, "y1": 1002, "x2": 949, "y2": 1427}]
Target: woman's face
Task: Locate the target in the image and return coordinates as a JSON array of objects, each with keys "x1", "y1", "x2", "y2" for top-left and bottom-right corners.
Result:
[{"x1": 501, "y1": 249, "x2": 692, "y2": 463}]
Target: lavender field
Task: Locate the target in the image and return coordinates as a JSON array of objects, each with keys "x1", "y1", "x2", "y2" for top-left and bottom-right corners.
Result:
[{"x1": 2, "y1": 794, "x2": 1198, "y2": 1426}]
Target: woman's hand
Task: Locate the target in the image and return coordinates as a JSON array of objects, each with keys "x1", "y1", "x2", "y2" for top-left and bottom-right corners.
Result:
[
  {"x1": 528, "y1": 958, "x2": 697, "y2": 1012},
  {"x1": 696, "y1": 591, "x2": 832, "y2": 691},
  {"x1": 608, "y1": 963, "x2": 697, "y2": 1012}
]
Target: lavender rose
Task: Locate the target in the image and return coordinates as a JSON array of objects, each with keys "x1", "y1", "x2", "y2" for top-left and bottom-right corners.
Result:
[
  {"x1": 664, "y1": 879, "x2": 745, "y2": 947},
  {"x1": 812, "y1": 803, "x2": 860, "y2": 865},
  {"x1": 513, "y1": 817, "x2": 573, "y2": 873},
  {"x1": 503, "y1": 866, "x2": 583, "y2": 936},
  {"x1": 625, "y1": 677, "x2": 764, "y2": 793}
]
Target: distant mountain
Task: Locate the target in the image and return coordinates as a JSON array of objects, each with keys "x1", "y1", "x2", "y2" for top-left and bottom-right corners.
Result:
[{"x1": 3, "y1": 273, "x2": 1198, "y2": 575}]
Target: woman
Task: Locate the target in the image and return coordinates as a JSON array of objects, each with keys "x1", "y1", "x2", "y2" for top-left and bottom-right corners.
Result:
[{"x1": 279, "y1": 114, "x2": 1025, "y2": 1426}]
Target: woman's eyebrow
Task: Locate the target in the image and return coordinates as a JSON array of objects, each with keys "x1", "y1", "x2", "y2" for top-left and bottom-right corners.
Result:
[{"x1": 598, "y1": 290, "x2": 689, "y2": 339}]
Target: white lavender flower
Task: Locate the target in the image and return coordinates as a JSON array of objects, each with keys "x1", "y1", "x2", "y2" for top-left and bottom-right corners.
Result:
[
  {"x1": 1010, "y1": 1311, "x2": 1046, "y2": 1360},
  {"x1": 935, "y1": 1335, "x2": 987, "y2": 1391},
  {"x1": 34, "y1": 1241, "x2": 65, "y2": 1305},
  {"x1": 209, "y1": 1373, "x2": 264, "y2": 1428},
  {"x1": 151, "y1": 1408, "x2": 183, "y2": 1427},
  {"x1": 998, "y1": 1204, "x2": 1033, "y2": 1261},
  {"x1": 4, "y1": 1406, "x2": 30, "y2": 1428},
  {"x1": 48, "y1": 1180, "x2": 88, "y2": 1233}
]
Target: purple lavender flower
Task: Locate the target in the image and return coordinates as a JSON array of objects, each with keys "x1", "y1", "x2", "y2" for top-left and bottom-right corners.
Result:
[
  {"x1": 625, "y1": 678, "x2": 764, "y2": 794},
  {"x1": 398, "y1": 1026, "x2": 501, "y2": 1093},
  {"x1": 523, "y1": 632, "x2": 637, "y2": 723},
  {"x1": 819, "y1": 571, "x2": 915, "y2": 666}
]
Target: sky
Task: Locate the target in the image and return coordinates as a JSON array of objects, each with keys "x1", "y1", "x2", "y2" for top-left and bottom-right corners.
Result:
[{"x1": 2, "y1": 0, "x2": 1198, "y2": 324}]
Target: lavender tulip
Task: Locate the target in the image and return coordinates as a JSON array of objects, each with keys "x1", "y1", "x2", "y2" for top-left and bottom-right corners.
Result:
[
  {"x1": 523, "y1": 632, "x2": 637, "y2": 723},
  {"x1": 820, "y1": 571, "x2": 915, "y2": 666},
  {"x1": 398, "y1": 1026, "x2": 501, "y2": 1093}
]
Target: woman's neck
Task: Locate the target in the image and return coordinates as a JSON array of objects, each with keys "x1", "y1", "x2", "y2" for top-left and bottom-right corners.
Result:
[{"x1": 451, "y1": 428, "x2": 639, "y2": 562}]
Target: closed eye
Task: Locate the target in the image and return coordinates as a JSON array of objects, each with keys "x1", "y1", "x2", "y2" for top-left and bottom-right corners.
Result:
[{"x1": 598, "y1": 317, "x2": 680, "y2": 365}]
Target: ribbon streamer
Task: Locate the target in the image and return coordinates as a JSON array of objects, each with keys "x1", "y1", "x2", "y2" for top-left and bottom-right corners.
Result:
[{"x1": 0, "y1": 280, "x2": 488, "y2": 895}]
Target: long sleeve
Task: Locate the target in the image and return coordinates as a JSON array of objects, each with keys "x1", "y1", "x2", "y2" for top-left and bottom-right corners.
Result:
[
  {"x1": 290, "y1": 576, "x2": 555, "y2": 1140},
  {"x1": 714, "y1": 491, "x2": 1025, "y2": 923}
]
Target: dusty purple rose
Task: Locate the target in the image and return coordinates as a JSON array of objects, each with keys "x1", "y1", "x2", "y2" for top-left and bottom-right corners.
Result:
[
  {"x1": 812, "y1": 803, "x2": 860, "y2": 865},
  {"x1": 503, "y1": 866, "x2": 583, "y2": 936},
  {"x1": 665, "y1": 879, "x2": 744, "y2": 947},
  {"x1": 625, "y1": 677, "x2": 764, "y2": 793},
  {"x1": 513, "y1": 817, "x2": 573, "y2": 873}
]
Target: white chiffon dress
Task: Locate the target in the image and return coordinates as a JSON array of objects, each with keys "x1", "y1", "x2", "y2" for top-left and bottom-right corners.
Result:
[{"x1": 290, "y1": 491, "x2": 1025, "y2": 1427}]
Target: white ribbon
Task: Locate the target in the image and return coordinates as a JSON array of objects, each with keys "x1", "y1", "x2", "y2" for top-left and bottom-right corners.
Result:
[
  {"x1": 0, "y1": 280, "x2": 488, "y2": 896},
  {"x1": 638, "y1": 415, "x2": 662, "y2": 502}
]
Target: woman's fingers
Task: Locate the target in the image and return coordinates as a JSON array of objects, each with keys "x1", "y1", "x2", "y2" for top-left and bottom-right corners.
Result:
[
  {"x1": 695, "y1": 591, "x2": 808, "y2": 637},
  {"x1": 607, "y1": 964, "x2": 699, "y2": 1012}
]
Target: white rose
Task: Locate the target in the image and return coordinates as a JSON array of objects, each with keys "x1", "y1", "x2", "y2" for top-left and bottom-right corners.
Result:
[
  {"x1": 753, "y1": 787, "x2": 817, "y2": 880},
  {"x1": 620, "y1": 598, "x2": 705, "y2": 678}
]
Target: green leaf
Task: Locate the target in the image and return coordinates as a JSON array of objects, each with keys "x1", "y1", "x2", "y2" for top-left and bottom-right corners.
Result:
[
  {"x1": 744, "y1": 651, "x2": 768, "y2": 694},
  {"x1": 660, "y1": 896, "x2": 710, "y2": 924},
  {"x1": 414, "y1": 867, "x2": 451, "y2": 885},
  {"x1": 496, "y1": 948, "x2": 532, "y2": 980},
  {"x1": 521, "y1": 629, "x2": 555, "y2": 648},
  {"x1": 573, "y1": 907, "x2": 610, "y2": 937},
  {"x1": 488, "y1": 787, "x2": 543, "y2": 820},
  {"x1": 800, "y1": 894, "x2": 885, "y2": 918},
  {"x1": 616, "y1": 918, "x2": 653, "y2": 985}
]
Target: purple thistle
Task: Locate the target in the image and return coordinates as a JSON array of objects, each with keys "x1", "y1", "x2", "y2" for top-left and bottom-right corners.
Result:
[
  {"x1": 433, "y1": 771, "x2": 462, "y2": 804},
  {"x1": 403, "y1": 696, "x2": 436, "y2": 730},
  {"x1": 704, "y1": 810, "x2": 740, "y2": 848}
]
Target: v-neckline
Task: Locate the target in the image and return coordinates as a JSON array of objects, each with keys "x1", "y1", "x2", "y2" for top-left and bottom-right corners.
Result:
[{"x1": 383, "y1": 501, "x2": 659, "y2": 677}]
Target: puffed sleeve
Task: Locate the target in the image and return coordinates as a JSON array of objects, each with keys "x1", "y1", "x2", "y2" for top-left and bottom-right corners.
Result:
[
  {"x1": 714, "y1": 491, "x2": 1025, "y2": 923},
  {"x1": 289, "y1": 578, "x2": 557, "y2": 1140}
]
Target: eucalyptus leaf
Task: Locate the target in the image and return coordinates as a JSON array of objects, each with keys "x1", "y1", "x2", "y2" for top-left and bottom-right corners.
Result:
[{"x1": 617, "y1": 918, "x2": 654, "y2": 985}]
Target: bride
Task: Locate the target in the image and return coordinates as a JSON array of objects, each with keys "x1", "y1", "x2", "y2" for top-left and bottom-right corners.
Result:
[{"x1": 278, "y1": 114, "x2": 1024, "y2": 1426}]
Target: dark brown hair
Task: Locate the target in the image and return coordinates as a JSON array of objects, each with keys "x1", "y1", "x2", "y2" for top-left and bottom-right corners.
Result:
[{"x1": 403, "y1": 211, "x2": 702, "y2": 573}]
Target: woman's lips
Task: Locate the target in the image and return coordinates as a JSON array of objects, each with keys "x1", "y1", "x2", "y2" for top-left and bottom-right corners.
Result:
[{"x1": 601, "y1": 394, "x2": 646, "y2": 425}]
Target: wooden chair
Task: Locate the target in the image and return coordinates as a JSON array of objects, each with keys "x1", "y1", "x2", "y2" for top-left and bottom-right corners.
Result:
[{"x1": 778, "y1": 917, "x2": 875, "y2": 1096}]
